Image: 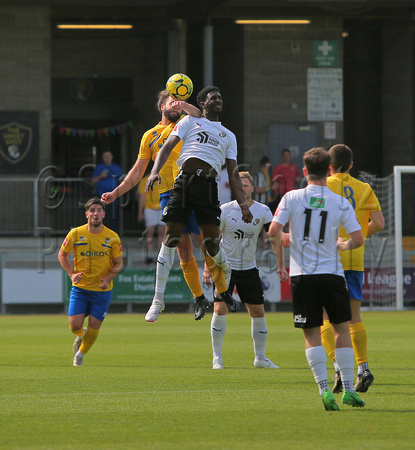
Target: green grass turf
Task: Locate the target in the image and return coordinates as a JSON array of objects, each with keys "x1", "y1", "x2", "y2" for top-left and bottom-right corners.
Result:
[{"x1": 1, "y1": 311, "x2": 414, "y2": 449}]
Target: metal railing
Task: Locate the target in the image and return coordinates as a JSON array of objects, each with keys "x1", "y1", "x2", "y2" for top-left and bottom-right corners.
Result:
[{"x1": 0, "y1": 175, "x2": 137, "y2": 236}]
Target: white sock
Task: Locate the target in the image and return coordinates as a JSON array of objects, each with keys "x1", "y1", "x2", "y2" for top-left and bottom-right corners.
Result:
[
  {"x1": 75, "y1": 350, "x2": 84, "y2": 358},
  {"x1": 305, "y1": 346, "x2": 328, "y2": 395},
  {"x1": 154, "y1": 243, "x2": 175, "y2": 295},
  {"x1": 335, "y1": 347, "x2": 355, "y2": 393},
  {"x1": 210, "y1": 248, "x2": 231, "y2": 272},
  {"x1": 251, "y1": 317, "x2": 267, "y2": 361},
  {"x1": 209, "y1": 248, "x2": 232, "y2": 290},
  {"x1": 211, "y1": 313, "x2": 227, "y2": 358}
]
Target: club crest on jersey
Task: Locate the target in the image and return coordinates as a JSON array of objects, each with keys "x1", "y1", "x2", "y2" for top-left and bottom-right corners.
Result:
[
  {"x1": 219, "y1": 132, "x2": 226, "y2": 138},
  {"x1": 310, "y1": 197, "x2": 325, "y2": 208},
  {"x1": 253, "y1": 218, "x2": 260, "y2": 226}
]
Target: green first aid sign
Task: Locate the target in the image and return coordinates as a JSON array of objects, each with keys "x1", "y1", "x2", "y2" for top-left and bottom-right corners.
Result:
[
  {"x1": 63, "y1": 268, "x2": 192, "y2": 303},
  {"x1": 313, "y1": 40, "x2": 338, "y2": 67}
]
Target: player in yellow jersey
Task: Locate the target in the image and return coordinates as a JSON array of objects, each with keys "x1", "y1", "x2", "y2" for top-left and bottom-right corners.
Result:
[
  {"x1": 58, "y1": 198, "x2": 123, "y2": 366},
  {"x1": 101, "y1": 90, "x2": 227, "y2": 322},
  {"x1": 321, "y1": 144, "x2": 384, "y2": 393}
]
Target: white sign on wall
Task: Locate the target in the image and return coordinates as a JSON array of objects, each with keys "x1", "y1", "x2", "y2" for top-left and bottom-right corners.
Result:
[
  {"x1": 2, "y1": 268, "x2": 62, "y2": 304},
  {"x1": 307, "y1": 68, "x2": 343, "y2": 122}
]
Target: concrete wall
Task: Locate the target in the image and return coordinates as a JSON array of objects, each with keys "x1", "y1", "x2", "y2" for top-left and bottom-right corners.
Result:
[
  {"x1": 0, "y1": 7, "x2": 51, "y2": 171},
  {"x1": 242, "y1": 18, "x2": 344, "y2": 171},
  {"x1": 382, "y1": 21, "x2": 415, "y2": 172}
]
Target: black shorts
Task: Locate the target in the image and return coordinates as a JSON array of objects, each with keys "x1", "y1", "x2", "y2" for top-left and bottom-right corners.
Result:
[
  {"x1": 291, "y1": 274, "x2": 351, "y2": 329},
  {"x1": 161, "y1": 172, "x2": 221, "y2": 226},
  {"x1": 214, "y1": 268, "x2": 265, "y2": 305}
]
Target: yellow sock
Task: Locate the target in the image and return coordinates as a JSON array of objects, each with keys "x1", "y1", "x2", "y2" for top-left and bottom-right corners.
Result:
[
  {"x1": 321, "y1": 319, "x2": 336, "y2": 363},
  {"x1": 204, "y1": 255, "x2": 227, "y2": 294},
  {"x1": 79, "y1": 327, "x2": 100, "y2": 355},
  {"x1": 350, "y1": 321, "x2": 368, "y2": 366},
  {"x1": 180, "y1": 257, "x2": 203, "y2": 298},
  {"x1": 70, "y1": 326, "x2": 85, "y2": 337}
]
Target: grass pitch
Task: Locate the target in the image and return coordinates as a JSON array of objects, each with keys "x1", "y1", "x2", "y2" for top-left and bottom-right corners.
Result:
[{"x1": 1, "y1": 311, "x2": 414, "y2": 449}]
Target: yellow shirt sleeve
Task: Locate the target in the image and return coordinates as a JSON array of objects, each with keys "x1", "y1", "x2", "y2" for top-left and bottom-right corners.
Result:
[{"x1": 327, "y1": 174, "x2": 382, "y2": 271}]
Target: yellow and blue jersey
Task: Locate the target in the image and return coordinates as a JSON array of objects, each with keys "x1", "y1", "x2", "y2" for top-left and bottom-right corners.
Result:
[
  {"x1": 138, "y1": 175, "x2": 161, "y2": 210},
  {"x1": 327, "y1": 173, "x2": 382, "y2": 271},
  {"x1": 61, "y1": 224, "x2": 123, "y2": 292},
  {"x1": 138, "y1": 116, "x2": 185, "y2": 194}
]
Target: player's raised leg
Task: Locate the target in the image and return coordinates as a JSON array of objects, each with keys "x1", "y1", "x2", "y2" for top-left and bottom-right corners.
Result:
[{"x1": 145, "y1": 222, "x2": 184, "y2": 322}]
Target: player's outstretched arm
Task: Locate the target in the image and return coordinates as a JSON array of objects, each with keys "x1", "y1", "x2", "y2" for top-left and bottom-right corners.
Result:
[
  {"x1": 101, "y1": 157, "x2": 149, "y2": 204},
  {"x1": 172, "y1": 101, "x2": 202, "y2": 118},
  {"x1": 145, "y1": 135, "x2": 180, "y2": 192}
]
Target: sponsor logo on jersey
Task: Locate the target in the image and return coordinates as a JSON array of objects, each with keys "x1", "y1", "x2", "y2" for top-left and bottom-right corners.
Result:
[
  {"x1": 62, "y1": 237, "x2": 68, "y2": 247},
  {"x1": 234, "y1": 229, "x2": 254, "y2": 239},
  {"x1": 196, "y1": 131, "x2": 209, "y2": 144},
  {"x1": 80, "y1": 236, "x2": 84, "y2": 240},
  {"x1": 310, "y1": 197, "x2": 325, "y2": 208},
  {"x1": 196, "y1": 131, "x2": 219, "y2": 147},
  {"x1": 80, "y1": 250, "x2": 109, "y2": 257}
]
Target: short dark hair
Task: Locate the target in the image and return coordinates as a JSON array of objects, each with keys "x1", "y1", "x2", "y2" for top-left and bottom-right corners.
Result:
[
  {"x1": 303, "y1": 147, "x2": 331, "y2": 180},
  {"x1": 328, "y1": 144, "x2": 353, "y2": 173},
  {"x1": 260, "y1": 156, "x2": 270, "y2": 166},
  {"x1": 281, "y1": 148, "x2": 291, "y2": 155},
  {"x1": 196, "y1": 86, "x2": 220, "y2": 108},
  {"x1": 156, "y1": 90, "x2": 170, "y2": 112},
  {"x1": 85, "y1": 197, "x2": 106, "y2": 211}
]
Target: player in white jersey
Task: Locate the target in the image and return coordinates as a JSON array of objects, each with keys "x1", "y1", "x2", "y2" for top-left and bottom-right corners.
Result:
[
  {"x1": 204, "y1": 172, "x2": 288, "y2": 369},
  {"x1": 145, "y1": 86, "x2": 253, "y2": 318},
  {"x1": 269, "y1": 147, "x2": 366, "y2": 411}
]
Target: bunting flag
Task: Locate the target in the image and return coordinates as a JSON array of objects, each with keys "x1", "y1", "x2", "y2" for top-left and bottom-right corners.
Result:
[{"x1": 53, "y1": 120, "x2": 133, "y2": 138}]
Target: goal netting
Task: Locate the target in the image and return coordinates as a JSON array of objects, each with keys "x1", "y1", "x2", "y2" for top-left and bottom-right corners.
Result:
[{"x1": 359, "y1": 166, "x2": 415, "y2": 310}]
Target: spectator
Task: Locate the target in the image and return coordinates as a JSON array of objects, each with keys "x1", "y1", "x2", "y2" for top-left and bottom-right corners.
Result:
[
  {"x1": 271, "y1": 149, "x2": 302, "y2": 196},
  {"x1": 92, "y1": 151, "x2": 124, "y2": 233},
  {"x1": 267, "y1": 180, "x2": 282, "y2": 215},
  {"x1": 253, "y1": 156, "x2": 272, "y2": 204}
]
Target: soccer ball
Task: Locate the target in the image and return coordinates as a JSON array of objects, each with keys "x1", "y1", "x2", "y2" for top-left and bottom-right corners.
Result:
[{"x1": 166, "y1": 73, "x2": 193, "y2": 100}]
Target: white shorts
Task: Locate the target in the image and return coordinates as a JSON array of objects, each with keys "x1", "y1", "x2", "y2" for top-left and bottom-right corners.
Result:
[{"x1": 144, "y1": 208, "x2": 164, "y2": 227}]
